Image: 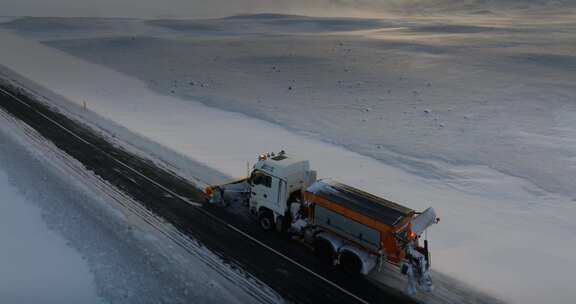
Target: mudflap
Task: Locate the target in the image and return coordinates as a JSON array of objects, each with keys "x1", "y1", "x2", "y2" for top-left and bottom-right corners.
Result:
[{"x1": 403, "y1": 244, "x2": 434, "y2": 295}]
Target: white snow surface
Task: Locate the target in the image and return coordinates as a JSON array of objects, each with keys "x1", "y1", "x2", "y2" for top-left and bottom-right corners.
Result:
[
  {"x1": 0, "y1": 144, "x2": 102, "y2": 303},
  {"x1": 0, "y1": 15, "x2": 575, "y2": 303}
]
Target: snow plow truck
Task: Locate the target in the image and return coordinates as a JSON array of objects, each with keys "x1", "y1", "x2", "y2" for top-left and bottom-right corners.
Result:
[{"x1": 204, "y1": 151, "x2": 439, "y2": 295}]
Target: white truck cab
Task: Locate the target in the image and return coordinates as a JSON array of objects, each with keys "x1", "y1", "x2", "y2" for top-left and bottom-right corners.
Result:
[{"x1": 249, "y1": 151, "x2": 316, "y2": 231}]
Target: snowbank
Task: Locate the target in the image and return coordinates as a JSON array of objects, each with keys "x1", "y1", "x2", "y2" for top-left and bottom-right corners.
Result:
[{"x1": 0, "y1": 146, "x2": 101, "y2": 303}]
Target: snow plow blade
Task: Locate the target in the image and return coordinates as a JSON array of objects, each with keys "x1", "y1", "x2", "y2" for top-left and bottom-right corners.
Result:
[{"x1": 204, "y1": 178, "x2": 250, "y2": 206}]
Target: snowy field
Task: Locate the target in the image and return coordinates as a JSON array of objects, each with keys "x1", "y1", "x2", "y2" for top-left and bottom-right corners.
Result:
[
  {"x1": 12, "y1": 14, "x2": 576, "y2": 199},
  {"x1": 0, "y1": 10, "x2": 575, "y2": 304}
]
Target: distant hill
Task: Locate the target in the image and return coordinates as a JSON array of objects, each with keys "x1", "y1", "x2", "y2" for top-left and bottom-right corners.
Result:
[{"x1": 329, "y1": 0, "x2": 575, "y2": 14}]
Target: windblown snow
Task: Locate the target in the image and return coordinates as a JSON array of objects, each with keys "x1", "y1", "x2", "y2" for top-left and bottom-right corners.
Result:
[{"x1": 0, "y1": 10, "x2": 575, "y2": 304}]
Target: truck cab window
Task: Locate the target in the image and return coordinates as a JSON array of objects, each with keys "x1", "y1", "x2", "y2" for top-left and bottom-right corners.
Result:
[{"x1": 251, "y1": 171, "x2": 272, "y2": 188}]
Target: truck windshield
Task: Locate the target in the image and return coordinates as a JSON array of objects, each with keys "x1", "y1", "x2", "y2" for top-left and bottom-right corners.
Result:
[{"x1": 251, "y1": 170, "x2": 272, "y2": 188}]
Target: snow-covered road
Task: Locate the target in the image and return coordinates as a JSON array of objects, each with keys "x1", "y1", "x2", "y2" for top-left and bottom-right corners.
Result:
[{"x1": 0, "y1": 14, "x2": 574, "y2": 303}]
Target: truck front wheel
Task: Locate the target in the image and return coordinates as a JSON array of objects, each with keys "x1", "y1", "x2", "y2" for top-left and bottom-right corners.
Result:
[{"x1": 258, "y1": 211, "x2": 274, "y2": 231}]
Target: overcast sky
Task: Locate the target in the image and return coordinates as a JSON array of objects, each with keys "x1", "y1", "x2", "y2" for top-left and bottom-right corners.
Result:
[
  {"x1": 1, "y1": 0, "x2": 570, "y2": 19},
  {"x1": 1, "y1": 0, "x2": 356, "y2": 18}
]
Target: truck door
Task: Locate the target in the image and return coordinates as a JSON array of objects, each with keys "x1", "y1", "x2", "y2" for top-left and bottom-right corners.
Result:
[{"x1": 250, "y1": 170, "x2": 278, "y2": 212}]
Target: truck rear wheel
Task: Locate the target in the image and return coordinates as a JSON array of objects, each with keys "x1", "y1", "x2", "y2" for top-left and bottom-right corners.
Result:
[
  {"x1": 340, "y1": 251, "x2": 362, "y2": 276},
  {"x1": 258, "y1": 211, "x2": 274, "y2": 231}
]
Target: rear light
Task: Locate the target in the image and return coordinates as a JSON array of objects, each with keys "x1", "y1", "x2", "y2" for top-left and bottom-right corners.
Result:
[{"x1": 205, "y1": 186, "x2": 213, "y2": 197}]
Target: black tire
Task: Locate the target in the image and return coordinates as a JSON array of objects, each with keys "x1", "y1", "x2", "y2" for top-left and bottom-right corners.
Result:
[
  {"x1": 275, "y1": 215, "x2": 285, "y2": 233},
  {"x1": 275, "y1": 214, "x2": 292, "y2": 235},
  {"x1": 340, "y1": 251, "x2": 362, "y2": 276},
  {"x1": 258, "y1": 210, "x2": 274, "y2": 231},
  {"x1": 314, "y1": 239, "x2": 334, "y2": 264}
]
